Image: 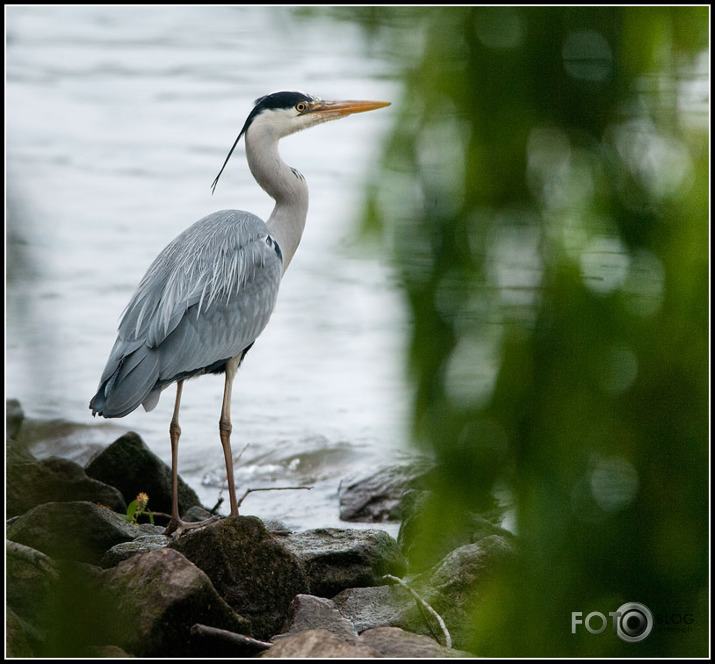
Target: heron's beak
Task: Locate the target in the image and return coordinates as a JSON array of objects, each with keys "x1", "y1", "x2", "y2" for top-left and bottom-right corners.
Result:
[{"x1": 307, "y1": 99, "x2": 391, "y2": 119}]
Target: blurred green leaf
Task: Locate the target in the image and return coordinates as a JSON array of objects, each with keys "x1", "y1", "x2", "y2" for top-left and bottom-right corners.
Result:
[{"x1": 343, "y1": 5, "x2": 709, "y2": 657}]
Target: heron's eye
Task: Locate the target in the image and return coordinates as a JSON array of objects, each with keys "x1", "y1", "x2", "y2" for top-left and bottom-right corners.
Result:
[{"x1": 295, "y1": 102, "x2": 308, "y2": 113}]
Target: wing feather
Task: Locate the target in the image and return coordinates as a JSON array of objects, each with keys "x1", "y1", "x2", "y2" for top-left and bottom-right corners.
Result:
[{"x1": 90, "y1": 209, "x2": 283, "y2": 418}]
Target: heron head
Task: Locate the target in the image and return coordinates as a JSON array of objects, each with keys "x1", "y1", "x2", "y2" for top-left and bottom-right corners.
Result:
[
  {"x1": 247, "y1": 90, "x2": 390, "y2": 137},
  {"x1": 211, "y1": 90, "x2": 390, "y2": 193}
]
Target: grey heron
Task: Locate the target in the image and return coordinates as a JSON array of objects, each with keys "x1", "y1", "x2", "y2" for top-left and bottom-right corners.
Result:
[{"x1": 90, "y1": 91, "x2": 389, "y2": 535}]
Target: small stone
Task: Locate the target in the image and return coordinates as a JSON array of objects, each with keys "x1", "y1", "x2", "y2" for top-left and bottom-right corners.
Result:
[
  {"x1": 182, "y1": 504, "x2": 214, "y2": 522},
  {"x1": 101, "y1": 534, "x2": 171, "y2": 568}
]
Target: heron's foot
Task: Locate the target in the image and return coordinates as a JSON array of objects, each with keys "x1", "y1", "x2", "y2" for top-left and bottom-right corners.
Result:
[{"x1": 163, "y1": 514, "x2": 221, "y2": 538}]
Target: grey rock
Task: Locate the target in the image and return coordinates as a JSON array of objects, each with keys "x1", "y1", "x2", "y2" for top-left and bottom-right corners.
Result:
[
  {"x1": 398, "y1": 489, "x2": 512, "y2": 571},
  {"x1": 182, "y1": 504, "x2": 215, "y2": 522},
  {"x1": 99, "y1": 547, "x2": 251, "y2": 657},
  {"x1": 339, "y1": 460, "x2": 434, "y2": 522},
  {"x1": 6, "y1": 608, "x2": 38, "y2": 658},
  {"x1": 277, "y1": 594, "x2": 358, "y2": 643},
  {"x1": 85, "y1": 431, "x2": 202, "y2": 521},
  {"x1": 359, "y1": 626, "x2": 473, "y2": 657},
  {"x1": 334, "y1": 535, "x2": 516, "y2": 651},
  {"x1": 332, "y1": 584, "x2": 414, "y2": 634},
  {"x1": 6, "y1": 554, "x2": 106, "y2": 658},
  {"x1": 6, "y1": 437, "x2": 36, "y2": 466},
  {"x1": 280, "y1": 527, "x2": 407, "y2": 598},
  {"x1": 6, "y1": 443, "x2": 126, "y2": 518},
  {"x1": 6, "y1": 398, "x2": 24, "y2": 439},
  {"x1": 169, "y1": 515, "x2": 309, "y2": 640},
  {"x1": 268, "y1": 620, "x2": 474, "y2": 658},
  {"x1": 101, "y1": 533, "x2": 171, "y2": 568},
  {"x1": 84, "y1": 645, "x2": 133, "y2": 657},
  {"x1": 6, "y1": 541, "x2": 60, "y2": 627},
  {"x1": 262, "y1": 629, "x2": 379, "y2": 658},
  {"x1": 6, "y1": 501, "x2": 138, "y2": 565},
  {"x1": 421, "y1": 535, "x2": 516, "y2": 648},
  {"x1": 7, "y1": 552, "x2": 109, "y2": 657}
]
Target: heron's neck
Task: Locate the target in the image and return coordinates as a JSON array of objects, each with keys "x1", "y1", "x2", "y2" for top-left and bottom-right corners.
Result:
[{"x1": 245, "y1": 132, "x2": 309, "y2": 275}]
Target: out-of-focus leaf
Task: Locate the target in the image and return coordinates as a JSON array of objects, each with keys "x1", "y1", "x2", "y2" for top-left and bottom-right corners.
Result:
[{"x1": 337, "y1": 6, "x2": 709, "y2": 657}]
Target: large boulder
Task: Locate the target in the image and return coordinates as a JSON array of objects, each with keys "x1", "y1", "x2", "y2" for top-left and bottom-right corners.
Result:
[
  {"x1": 169, "y1": 515, "x2": 309, "y2": 640},
  {"x1": 85, "y1": 431, "x2": 202, "y2": 521},
  {"x1": 6, "y1": 443, "x2": 126, "y2": 518},
  {"x1": 279, "y1": 527, "x2": 406, "y2": 598},
  {"x1": 6, "y1": 501, "x2": 138, "y2": 565},
  {"x1": 334, "y1": 535, "x2": 516, "y2": 651},
  {"x1": 98, "y1": 548, "x2": 251, "y2": 657},
  {"x1": 338, "y1": 460, "x2": 434, "y2": 523}
]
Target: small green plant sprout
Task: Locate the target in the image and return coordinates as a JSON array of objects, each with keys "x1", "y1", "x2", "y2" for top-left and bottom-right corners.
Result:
[{"x1": 124, "y1": 492, "x2": 154, "y2": 525}]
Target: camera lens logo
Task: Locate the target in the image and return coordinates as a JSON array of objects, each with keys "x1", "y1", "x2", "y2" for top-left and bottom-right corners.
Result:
[
  {"x1": 614, "y1": 602, "x2": 653, "y2": 643},
  {"x1": 571, "y1": 602, "x2": 654, "y2": 642}
]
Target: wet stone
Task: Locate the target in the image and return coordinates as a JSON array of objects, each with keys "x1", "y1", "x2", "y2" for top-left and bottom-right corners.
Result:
[{"x1": 279, "y1": 527, "x2": 407, "y2": 598}]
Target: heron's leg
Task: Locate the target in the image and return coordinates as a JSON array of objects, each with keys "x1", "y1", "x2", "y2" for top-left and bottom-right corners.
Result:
[
  {"x1": 164, "y1": 380, "x2": 184, "y2": 536},
  {"x1": 220, "y1": 355, "x2": 241, "y2": 517},
  {"x1": 164, "y1": 381, "x2": 221, "y2": 537}
]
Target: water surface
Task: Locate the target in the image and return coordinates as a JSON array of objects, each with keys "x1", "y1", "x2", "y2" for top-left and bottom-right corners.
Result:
[{"x1": 6, "y1": 6, "x2": 409, "y2": 531}]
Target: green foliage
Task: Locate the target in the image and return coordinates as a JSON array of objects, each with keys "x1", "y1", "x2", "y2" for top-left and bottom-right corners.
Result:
[
  {"x1": 123, "y1": 492, "x2": 154, "y2": 526},
  {"x1": 351, "y1": 6, "x2": 708, "y2": 657}
]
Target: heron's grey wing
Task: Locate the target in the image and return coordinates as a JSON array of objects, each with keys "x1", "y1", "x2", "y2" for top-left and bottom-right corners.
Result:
[
  {"x1": 154, "y1": 242, "x2": 281, "y2": 381},
  {"x1": 90, "y1": 210, "x2": 283, "y2": 418}
]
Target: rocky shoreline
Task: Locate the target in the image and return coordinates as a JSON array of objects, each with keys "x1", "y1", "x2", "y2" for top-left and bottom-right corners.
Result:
[{"x1": 6, "y1": 398, "x2": 515, "y2": 658}]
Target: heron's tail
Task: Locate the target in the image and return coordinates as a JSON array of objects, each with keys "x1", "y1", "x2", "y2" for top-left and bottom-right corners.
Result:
[{"x1": 90, "y1": 346, "x2": 161, "y2": 418}]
